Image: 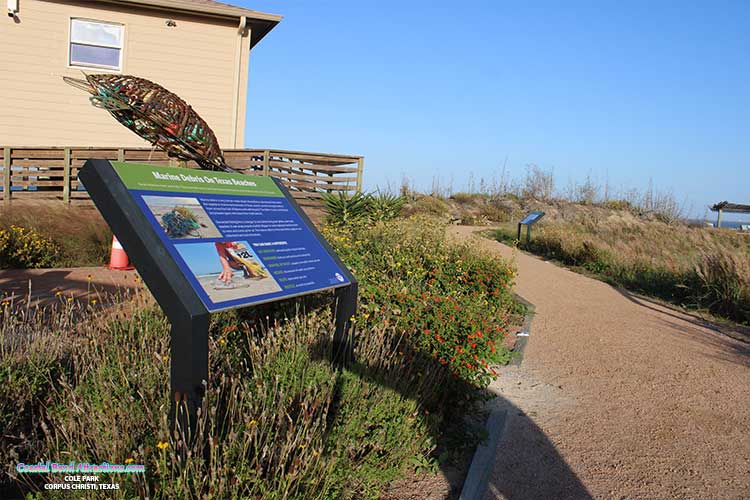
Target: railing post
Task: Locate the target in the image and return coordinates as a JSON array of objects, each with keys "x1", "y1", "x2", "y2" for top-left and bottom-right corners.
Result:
[
  {"x1": 118, "y1": 148, "x2": 125, "y2": 162},
  {"x1": 3, "y1": 147, "x2": 11, "y2": 206},
  {"x1": 63, "y1": 147, "x2": 71, "y2": 204},
  {"x1": 356, "y1": 157, "x2": 364, "y2": 193},
  {"x1": 262, "y1": 150, "x2": 270, "y2": 176}
]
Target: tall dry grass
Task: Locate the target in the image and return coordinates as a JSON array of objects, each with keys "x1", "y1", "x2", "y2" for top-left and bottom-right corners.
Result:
[
  {"x1": 0, "y1": 292, "x2": 457, "y2": 499},
  {"x1": 494, "y1": 218, "x2": 750, "y2": 324},
  {"x1": 696, "y1": 250, "x2": 750, "y2": 322}
]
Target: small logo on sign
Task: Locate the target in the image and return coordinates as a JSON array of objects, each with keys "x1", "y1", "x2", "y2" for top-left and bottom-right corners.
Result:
[{"x1": 334, "y1": 273, "x2": 345, "y2": 282}]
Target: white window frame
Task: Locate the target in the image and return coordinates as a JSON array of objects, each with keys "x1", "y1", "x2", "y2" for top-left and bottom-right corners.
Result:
[{"x1": 68, "y1": 18, "x2": 124, "y2": 72}]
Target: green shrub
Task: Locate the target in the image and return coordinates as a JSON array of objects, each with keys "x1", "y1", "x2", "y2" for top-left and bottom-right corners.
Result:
[
  {"x1": 0, "y1": 225, "x2": 60, "y2": 269},
  {"x1": 2, "y1": 217, "x2": 518, "y2": 498},
  {"x1": 322, "y1": 191, "x2": 371, "y2": 225},
  {"x1": 324, "y1": 216, "x2": 516, "y2": 386},
  {"x1": 367, "y1": 192, "x2": 406, "y2": 222},
  {"x1": 322, "y1": 191, "x2": 406, "y2": 225},
  {"x1": 0, "y1": 204, "x2": 112, "y2": 268}
]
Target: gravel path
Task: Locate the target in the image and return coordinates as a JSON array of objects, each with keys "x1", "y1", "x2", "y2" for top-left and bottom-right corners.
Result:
[{"x1": 449, "y1": 226, "x2": 750, "y2": 500}]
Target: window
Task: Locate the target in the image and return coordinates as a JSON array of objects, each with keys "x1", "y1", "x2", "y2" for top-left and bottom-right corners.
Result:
[{"x1": 69, "y1": 18, "x2": 123, "y2": 70}]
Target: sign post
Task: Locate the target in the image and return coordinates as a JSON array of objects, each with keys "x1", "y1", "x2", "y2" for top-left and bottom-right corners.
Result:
[{"x1": 79, "y1": 159, "x2": 357, "y2": 431}]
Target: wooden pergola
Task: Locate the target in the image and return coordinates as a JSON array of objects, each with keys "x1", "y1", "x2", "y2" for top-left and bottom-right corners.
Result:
[{"x1": 710, "y1": 201, "x2": 750, "y2": 228}]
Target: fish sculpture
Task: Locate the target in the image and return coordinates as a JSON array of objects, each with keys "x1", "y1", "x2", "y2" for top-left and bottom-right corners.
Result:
[{"x1": 63, "y1": 74, "x2": 232, "y2": 172}]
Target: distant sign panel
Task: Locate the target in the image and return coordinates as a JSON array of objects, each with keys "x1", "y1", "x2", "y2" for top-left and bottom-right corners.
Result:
[
  {"x1": 112, "y1": 162, "x2": 350, "y2": 312},
  {"x1": 519, "y1": 211, "x2": 545, "y2": 225}
]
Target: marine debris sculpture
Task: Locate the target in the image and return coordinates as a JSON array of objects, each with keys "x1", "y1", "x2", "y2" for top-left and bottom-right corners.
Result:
[{"x1": 63, "y1": 73, "x2": 232, "y2": 172}]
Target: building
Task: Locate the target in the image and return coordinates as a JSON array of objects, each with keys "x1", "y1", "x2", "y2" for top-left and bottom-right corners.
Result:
[
  {"x1": 2, "y1": 0, "x2": 282, "y2": 148},
  {"x1": 1, "y1": 1, "x2": 363, "y2": 207}
]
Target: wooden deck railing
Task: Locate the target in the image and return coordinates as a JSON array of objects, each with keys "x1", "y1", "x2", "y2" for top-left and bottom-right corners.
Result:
[{"x1": 1, "y1": 147, "x2": 364, "y2": 208}]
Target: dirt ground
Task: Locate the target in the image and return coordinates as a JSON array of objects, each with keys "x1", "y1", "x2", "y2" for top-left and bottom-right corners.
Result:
[
  {"x1": 446, "y1": 226, "x2": 750, "y2": 500},
  {"x1": 0, "y1": 266, "x2": 139, "y2": 305}
]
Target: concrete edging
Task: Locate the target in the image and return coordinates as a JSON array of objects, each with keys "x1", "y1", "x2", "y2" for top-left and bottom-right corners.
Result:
[
  {"x1": 509, "y1": 293, "x2": 535, "y2": 366},
  {"x1": 459, "y1": 293, "x2": 536, "y2": 500}
]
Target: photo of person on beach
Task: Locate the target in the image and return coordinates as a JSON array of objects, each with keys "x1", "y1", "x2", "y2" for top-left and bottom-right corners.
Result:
[
  {"x1": 174, "y1": 241, "x2": 281, "y2": 304},
  {"x1": 215, "y1": 241, "x2": 267, "y2": 284}
]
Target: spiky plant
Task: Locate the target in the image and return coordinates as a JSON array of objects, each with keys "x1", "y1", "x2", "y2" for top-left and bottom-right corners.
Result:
[
  {"x1": 367, "y1": 192, "x2": 406, "y2": 222},
  {"x1": 321, "y1": 191, "x2": 371, "y2": 225}
]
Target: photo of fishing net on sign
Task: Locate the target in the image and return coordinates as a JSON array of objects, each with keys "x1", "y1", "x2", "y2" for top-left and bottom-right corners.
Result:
[
  {"x1": 141, "y1": 195, "x2": 221, "y2": 239},
  {"x1": 63, "y1": 73, "x2": 233, "y2": 172}
]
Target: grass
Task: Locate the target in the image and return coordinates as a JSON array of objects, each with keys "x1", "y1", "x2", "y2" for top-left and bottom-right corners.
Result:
[
  {"x1": 0, "y1": 202, "x2": 111, "y2": 268},
  {"x1": 491, "y1": 218, "x2": 750, "y2": 325},
  {"x1": 1, "y1": 216, "x2": 518, "y2": 499}
]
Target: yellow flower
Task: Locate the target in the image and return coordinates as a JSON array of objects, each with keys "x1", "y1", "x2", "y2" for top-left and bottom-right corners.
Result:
[
  {"x1": 87, "y1": 275, "x2": 92, "y2": 281},
  {"x1": 124, "y1": 458, "x2": 134, "y2": 464},
  {"x1": 249, "y1": 419, "x2": 258, "y2": 426},
  {"x1": 162, "y1": 355, "x2": 168, "y2": 361},
  {"x1": 156, "y1": 441, "x2": 169, "y2": 450},
  {"x1": 67, "y1": 297, "x2": 73, "y2": 303},
  {"x1": 91, "y1": 299, "x2": 97, "y2": 305}
]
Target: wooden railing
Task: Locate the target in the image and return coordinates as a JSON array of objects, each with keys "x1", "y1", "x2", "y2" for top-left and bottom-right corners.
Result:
[{"x1": 1, "y1": 147, "x2": 364, "y2": 208}]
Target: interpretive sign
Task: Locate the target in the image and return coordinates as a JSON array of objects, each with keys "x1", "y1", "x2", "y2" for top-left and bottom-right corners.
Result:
[
  {"x1": 79, "y1": 160, "x2": 357, "y2": 427},
  {"x1": 519, "y1": 211, "x2": 544, "y2": 226},
  {"x1": 113, "y1": 162, "x2": 351, "y2": 311},
  {"x1": 517, "y1": 211, "x2": 545, "y2": 243}
]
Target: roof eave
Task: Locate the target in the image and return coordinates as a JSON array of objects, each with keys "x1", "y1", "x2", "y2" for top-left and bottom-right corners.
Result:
[{"x1": 94, "y1": 0, "x2": 282, "y2": 47}]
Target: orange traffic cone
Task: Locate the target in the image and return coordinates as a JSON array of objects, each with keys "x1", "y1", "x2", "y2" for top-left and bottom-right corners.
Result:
[{"x1": 108, "y1": 235, "x2": 134, "y2": 270}]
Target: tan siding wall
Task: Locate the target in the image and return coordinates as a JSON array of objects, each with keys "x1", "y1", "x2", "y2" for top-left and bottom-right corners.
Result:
[{"x1": 1, "y1": 0, "x2": 248, "y2": 148}]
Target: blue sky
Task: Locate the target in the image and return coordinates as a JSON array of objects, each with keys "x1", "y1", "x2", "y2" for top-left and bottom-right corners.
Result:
[
  {"x1": 240, "y1": 1, "x2": 749, "y2": 218},
  {"x1": 175, "y1": 242, "x2": 224, "y2": 276}
]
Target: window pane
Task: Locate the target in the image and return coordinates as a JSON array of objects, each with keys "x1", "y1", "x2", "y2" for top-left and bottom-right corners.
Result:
[
  {"x1": 71, "y1": 19, "x2": 122, "y2": 47},
  {"x1": 70, "y1": 43, "x2": 120, "y2": 68}
]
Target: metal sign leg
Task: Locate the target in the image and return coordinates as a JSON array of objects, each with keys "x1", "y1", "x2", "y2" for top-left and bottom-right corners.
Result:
[
  {"x1": 170, "y1": 313, "x2": 209, "y2": 439},
  {"x1": 333, "y1": 283, "x2": 358, "y2": 367}
]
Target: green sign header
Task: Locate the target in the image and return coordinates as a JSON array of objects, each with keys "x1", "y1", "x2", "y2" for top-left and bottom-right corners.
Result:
[{"x1": 112, "y1": 162, "x2": 284, "y2": 197}]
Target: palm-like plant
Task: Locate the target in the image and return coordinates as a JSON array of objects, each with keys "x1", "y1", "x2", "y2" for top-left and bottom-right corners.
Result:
[
  {"x1": 368, "y1": 192, "x2": 406, "y2": 222},
  {"x1": 322, "y1": 191, "x2": 371, "y2": 225}
]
